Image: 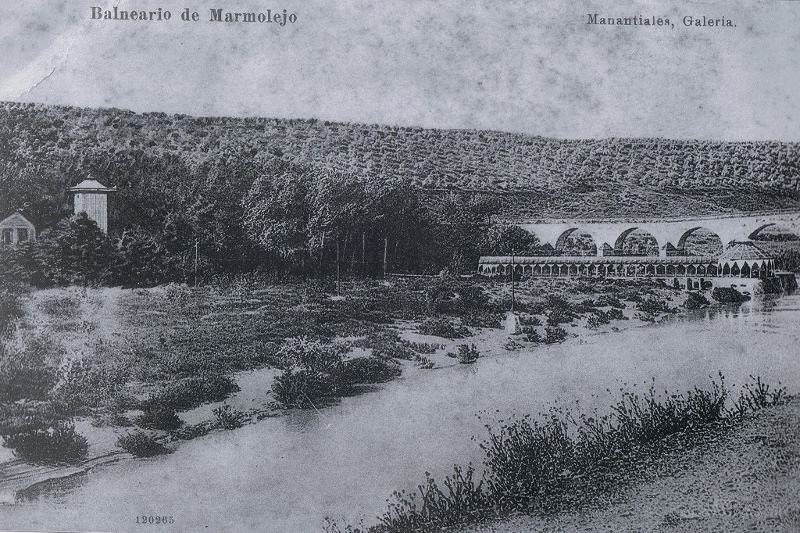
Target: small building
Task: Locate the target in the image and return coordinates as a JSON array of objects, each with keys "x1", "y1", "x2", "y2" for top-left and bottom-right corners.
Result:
[
  {"x1": 0, "y1": 212, "x2": 36, "y2": 248},
  {"x1": 68, "y1": 178, "x2": 116, "y2": 234},
  {"x1": 717, "y1": 241, "x2": 775, "y2": 279},
  {"x1": 0, "y1": 211, "x2": 36, "y2": 248}
]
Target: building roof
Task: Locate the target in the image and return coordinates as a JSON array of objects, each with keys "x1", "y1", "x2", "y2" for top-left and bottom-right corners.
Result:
[
  {"x1": 717, "y1": 241, "x2": 772, "y2": 263},
  {"x1": 0, "y1": 211, "x2": 35, "y2": 229},
  {"x1": 68, "y1": 178, "x2": 117, "y2": 192},
  {"x1": 478, "y1": 255, "x2": 718, "y2": 264}
]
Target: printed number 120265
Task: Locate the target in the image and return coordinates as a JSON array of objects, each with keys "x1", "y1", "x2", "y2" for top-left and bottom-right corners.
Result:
[{"x1": 136, "y1": 516, "x2": 174, "y2": 524}]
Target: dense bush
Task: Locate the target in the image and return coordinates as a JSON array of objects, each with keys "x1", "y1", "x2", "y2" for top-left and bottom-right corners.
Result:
[
  {"x1": 275, "y1": 337, "x2": 345, "y2": 373},
  {"x1": 213, "y1": 405, "x2": 244, "y2": 430},
  {"x1": 1, "y1": 421, "x2": 88, "y2": 465},
  {"x1": 684, "y1": 292, "x2": 710, "y2": 310},
  {"x1": 0, "y1": 331, "x2": 60, "y2": 402},
  {"x1": 711, "y1": 287, "x2": 751, "y2": 303},
  {"x1": 272, "y1": 338, "x2": 404, "y2": 408},
  {"x1": 48, "y1": 361, "x2": 126, "y2": 414},
  {"x1": 272, "y1": 369, "x2": 338, "y2": 408},
  {"x1": 337, "y1": 357, "x2": 401, "y2": 384},
  {"x1": 0, "y1": 287, "x2": 24, "y2": 335},
  {"x1": 117, "y1": 431, "x2": 169, "y2": 457},
  {"x1": 457, "y1": 344, "x2": 480, "y2": 364},
  {"x1": 140, "y1": 374, "x2": 239, "y2": 412},
  {"x1": 586, "y1": 312, "x2": 610, "y2": 329},
  {"x1": 595, "y1": 295, "x2": 626, "y2": 309},
  {"x1": 135, "y1": 406, "x2": 183, "y2": 431},
  {"x1": 636, "y1": 297, "x2": 674, "y2": 315},
  {"x1": 545, "y1": 326, "x2": 568, "y2": 344},
  {"x1": 417, "y1": 318, "x2": 471, "y2": 339}
]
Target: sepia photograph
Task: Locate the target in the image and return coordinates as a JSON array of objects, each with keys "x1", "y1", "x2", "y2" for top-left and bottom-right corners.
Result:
[{"x1": 0, "y1": 1, "x2": 799, "y2": 531}]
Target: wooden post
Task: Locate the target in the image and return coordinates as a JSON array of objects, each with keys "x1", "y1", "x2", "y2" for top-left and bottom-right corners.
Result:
[
  {"x1": 194, "y1": 239, "x2": 199, "y2": 287},
  {"x1": 383, "y1": 237, "x2": 388, "y2": 278},
  {"x1": 336, "y1": 237, "x2": 341, "y2": 296},
  {"x1": 511, "y1": 248, "x2": 515, "y2": 313},
  {"x1": 319, "y1": 231, "x2": 326, "y2": 279}
]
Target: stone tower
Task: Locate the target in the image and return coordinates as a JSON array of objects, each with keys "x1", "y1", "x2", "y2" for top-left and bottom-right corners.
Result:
[{"x1": 68, "y1": 178, "x2": 116, "y2": 234}]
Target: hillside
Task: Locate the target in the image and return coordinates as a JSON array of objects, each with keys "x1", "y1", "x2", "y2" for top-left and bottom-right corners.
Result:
[{"x1": 1, "y1": 101, "x2": 799, "y2": 224}]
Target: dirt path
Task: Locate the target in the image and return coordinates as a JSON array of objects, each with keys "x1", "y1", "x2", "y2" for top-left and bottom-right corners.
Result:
[{"x1": 464, "y1": 400, "x2": 800, "y2": 532}]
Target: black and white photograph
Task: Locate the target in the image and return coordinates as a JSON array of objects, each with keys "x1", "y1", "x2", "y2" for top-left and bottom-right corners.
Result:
[{"x1": 0, "y1": 1, "x2": 798, "y2": 531}]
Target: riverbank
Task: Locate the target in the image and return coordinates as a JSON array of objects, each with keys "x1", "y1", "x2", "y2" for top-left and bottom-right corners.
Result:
[
  {"x1": 0, "y1": 276, "x2": 792, "y2": 506},
  {"x1": 462, "y1": 397, "x2": 800, "y2": 532}
]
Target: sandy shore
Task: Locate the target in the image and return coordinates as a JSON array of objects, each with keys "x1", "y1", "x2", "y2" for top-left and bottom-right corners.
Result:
[{"x1": 462, "y1": 398, "x2": 800, "y2": 532}]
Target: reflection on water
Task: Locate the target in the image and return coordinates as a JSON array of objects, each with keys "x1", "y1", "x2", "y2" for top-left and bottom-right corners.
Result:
[{"x1": 3, "y1": 293, "x2": 800, "y2": 532}]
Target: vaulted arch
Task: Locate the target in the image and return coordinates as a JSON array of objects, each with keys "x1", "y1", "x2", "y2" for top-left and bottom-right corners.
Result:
[
  {"x1": 555, "y1": 228, "x2": 598, "y2": 256},
  {"x1": 676, "y1": 227, "x2": 724, "y2": 256},
  {"x1": 614, "y1": 227, "x2": 659, "y2": 256}
]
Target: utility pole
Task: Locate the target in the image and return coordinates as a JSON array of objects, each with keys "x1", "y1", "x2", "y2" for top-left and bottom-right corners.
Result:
[
  {"x1": 336, "y1": 237, "x2": 341, "y2": 297},
  {"x1": 361, "y1": 232, "x2": 366, "y2": 276},
  {"x1": 511, "y1": 248, "x2": 515, "y2": 313},
  {"x1": 383, "y1": 237, "x2": 388, "y2": 278},
  {"x1": 194, "y1": 239, "x2": 199, "y2": 287}
]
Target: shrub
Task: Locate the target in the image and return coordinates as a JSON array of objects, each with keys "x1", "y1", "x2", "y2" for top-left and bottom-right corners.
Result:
[
  {"x1": 271, "y1": 369, "x2": 337, "y2": 408},
  {"x1": 518, "y1": 314, "x2": 541, "y2": 326},
  {"x1": 275, "y1": 337, "x2": 344, "y2": 373},
  {"x1": 457, "y1": 344, "x2": 480, "y2": 364},
  {"x1": 140, "y1": 374, "x2": 239, "y2": 412},
  {"x1": 1, "y1": 422, "x2": 88, "y2": 465},
  {"x1": 117, "y1": 431, "x2": 169, "y2": 457},
  {"x1": 49, "y1": 361, "x2": 126, "y2": 414},
  {"x1": 378, "y1": 466, "x2": 487, "y2": 531},
  {"x1": 337, "y1": 357, "x2": 401, "y2": 384},
  {"x1": 636, "y1": 297, "x2": 674, "y2": 315},
  {"x1": 606, "y1": 308, "x2": 626, "y2": 321},
  {"x1": 213, "y1": 405, "x2": 244, "y2": 430},
  {"x1": 135, "y1": 406, "x2": 183, "y2": 431},
  {"x1": 684, "y1": 292, "x2": 709, "y2": 310},
  {"x1": 596, "y1": 295, "x2": 625, "y2": 309},
  {"x1": 732, "y1": 375, "x2": 787, "y2": 416},
  {"x1": 526, "y1": 329, "x2": 542, "y2": 343},
  {"x1": 0, "y1": 331, "x2": 60, "y2": 402},
  {"x1": 545, "y1": 326, "x2": 568, "y2": 344},
  {"x1": 418, "y1": 318, "x2": 470, "y2": 339},
  {"x1": 0, "y1": 287, "x2": 24, "y2": 335},
  {"x1": 712, "y1": 287, "x2": 751, "y2": 303},
  {"x1": 586, "y1": 311, "x2": 611, "y2": 329},
  {"x1": 364, "y1": 332, "x2": 416, "y2": 361}
]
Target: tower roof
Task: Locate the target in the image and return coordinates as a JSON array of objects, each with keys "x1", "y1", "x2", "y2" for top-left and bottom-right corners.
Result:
[
  {"x1": 717, "y1": 241, "x2": 772, "y2": 263},
  {"x1": 68, "y1": 178, "x2": 116, "y2": 192}
]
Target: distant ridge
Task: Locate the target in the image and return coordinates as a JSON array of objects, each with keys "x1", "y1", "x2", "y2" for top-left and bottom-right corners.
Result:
[{"x1": 1, "y1": 101, "x2": 798, "y2": 220}]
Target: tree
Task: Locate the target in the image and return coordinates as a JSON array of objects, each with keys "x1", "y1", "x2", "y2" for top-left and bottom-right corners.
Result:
[
  {"x1": 485, "y1": 222, "x2": 541, "y2": 255},
  {"x1": 242, "y1": 162, "x2": 314, "y2": 273},
  {"x1": 36, "y1": 213, "x2": 114, "y2": 286}
]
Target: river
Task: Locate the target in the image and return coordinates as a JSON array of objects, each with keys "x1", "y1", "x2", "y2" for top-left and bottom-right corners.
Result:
[{"x1": 2, "y1": 293, "x2": 800, "y2": 532}]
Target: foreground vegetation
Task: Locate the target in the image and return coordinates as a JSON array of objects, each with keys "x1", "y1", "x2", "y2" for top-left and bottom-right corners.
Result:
[
  {"x1": 0, "y1": 273, "x2": 697, "y2": 465},
  {"x1": 327, "y1": 375, "x2": 788, "y2": 533}
]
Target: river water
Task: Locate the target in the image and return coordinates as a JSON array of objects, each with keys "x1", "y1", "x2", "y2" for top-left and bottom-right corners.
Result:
[{"x1": 2, "y1": 293, "x2": 800, "y2": 532}]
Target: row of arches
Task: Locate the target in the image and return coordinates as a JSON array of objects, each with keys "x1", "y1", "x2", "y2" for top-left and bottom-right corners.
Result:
[{"x1": 537, "y1": 224, "x2": 797, "y2": 257}]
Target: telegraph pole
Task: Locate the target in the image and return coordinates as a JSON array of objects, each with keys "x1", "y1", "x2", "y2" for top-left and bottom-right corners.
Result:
[{"x1": 511, "y1": 247, "x2": 515, "y2": 313}]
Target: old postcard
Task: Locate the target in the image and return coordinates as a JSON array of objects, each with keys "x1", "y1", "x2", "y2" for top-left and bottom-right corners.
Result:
[{"x1": 0, "y1": 1, "x2": 798, "y2": 532}]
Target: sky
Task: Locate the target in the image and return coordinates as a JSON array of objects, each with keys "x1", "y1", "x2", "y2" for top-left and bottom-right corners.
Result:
[{"x1": 0, "y1": 0, "x2": 798, "y2": 140}]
